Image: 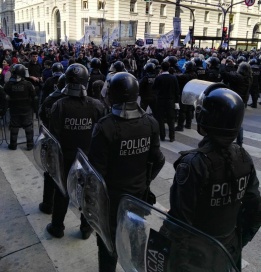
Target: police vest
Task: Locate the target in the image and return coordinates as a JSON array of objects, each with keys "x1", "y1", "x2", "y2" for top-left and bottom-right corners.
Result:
[
  {"x1": 58, "y1": 97, "x2": 96, "y2": 154},
  {"x1": 100, "y1": 113, "x2": 154, "y2": 195},
  {"x1": 178, "y1": 144, "x2": 252, "y2": 241}
]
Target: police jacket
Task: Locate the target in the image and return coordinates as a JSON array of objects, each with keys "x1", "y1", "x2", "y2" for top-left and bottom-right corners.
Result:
[
  {"x1": 153, "y1": 72, "x2": 180, "y2": 101},
  {"x1": 88, "y1": 102, "x2": 165, "y2": 198},
  {"x1": 4, "y1": 78, "x2": 36, "y2": 116},
  {"x1": 219, "y1": 64, "x2": 252, "y2": 103},
  {"x1": 39, "y1": 88, "x2": 65, "y2": 128},
  {"x1": 50, "y1": 95, "x2": 104, "y2": 166},
  {"x1": 41, "y1": 75, "x2": 60, "y2": 104},
  {"x1": 205, "y1": 67, "x2": 221, "y2": 82},
  {"x1": 87, "y1": 69, "x2": 105, "y2": 97},
  {"x1": 249, "y1": 64, "x2": 261, "y2": 92},
  {"x1": 176, "y1": 71, "x2": 198, "y2": 95},
  {"x1": 169, "y1": 137, "x2": 261, "y2": 251},
  {"x1": 195, "y1": 67, "x2": 207, "y2": 81},
  {"x1": 139, "y1": 73, "x2": 157, "y2": 99}
]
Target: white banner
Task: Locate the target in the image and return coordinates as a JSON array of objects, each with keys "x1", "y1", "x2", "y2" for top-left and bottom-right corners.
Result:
[
  {"x1": 23, "y1": 29, "x2": 46, "y2": 45},
  {"x1": 183, "y1": 31, "x2": 191, "y2": 45},
  {"x1": 0, "y1": 29, "x2": 13, "y2": 50},
  {"x1": 85, "y1": 25, "x2": 99, "y2": 36},
  {"x1": 173, "y1": 17, "x2": 181, "y2": 47},
  {"x1": 110, "y1": 27, "x2": 119, "y2": 40}
]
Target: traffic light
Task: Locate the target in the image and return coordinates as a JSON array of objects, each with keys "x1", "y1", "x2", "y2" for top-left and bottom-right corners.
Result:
[{"x1": 222, "y1": 27, "x2": 228, "y2": 39}]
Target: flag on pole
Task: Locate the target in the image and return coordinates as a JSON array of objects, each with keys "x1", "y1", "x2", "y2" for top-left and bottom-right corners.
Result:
[{"x1": 183, "y1": 31, "x2": 191, "y2": 45}]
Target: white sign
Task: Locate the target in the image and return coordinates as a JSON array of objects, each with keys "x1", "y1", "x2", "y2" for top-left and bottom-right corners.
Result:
[
  {"x1": 85, "y1": 25, "x2": 99, "y2": 36},
  {"x1": 173, "y1": 17, "x2": 181, "y2": 47},
  {"x1": 244, "y1": 0, "x2": 255, "y2": 6},
  {"x1": 0, "y1": 29, "x2": 13, "y2": 50}
]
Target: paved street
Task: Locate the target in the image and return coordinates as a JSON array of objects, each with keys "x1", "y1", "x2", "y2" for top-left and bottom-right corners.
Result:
[{"x1": 0, "y1": 104, "x2": 261, "y2": 272}]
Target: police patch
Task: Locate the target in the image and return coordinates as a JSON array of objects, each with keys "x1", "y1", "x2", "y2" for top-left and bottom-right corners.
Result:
[{"x1": 176, "y1": 163, "x2": 190, "y2": 185}]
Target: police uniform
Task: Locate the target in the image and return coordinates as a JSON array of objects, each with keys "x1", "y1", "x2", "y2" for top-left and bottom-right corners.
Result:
[
  {"x1": 46, "y1": 63, "x2": 105, "y2": 239},
  {"x1": 248, "y1": 61, "x2": 261, "y2": 108},
  {"x1": 169, "y1": 137, "x2": 261, "y2": 264},
  {"x1": 88, "y1": 72, "x2": 165, "y2": 272},
  {"x1": 4, "y1": 75, "x2": 36, "y2": 150}
]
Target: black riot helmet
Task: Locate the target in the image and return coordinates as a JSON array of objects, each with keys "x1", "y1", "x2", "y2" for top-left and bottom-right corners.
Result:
[
  {"x1": 248, "y1": 58, "x2": 258, "y2": 65},
  {"x1": 193, "y1": 57, "x2": 203, "y2": 67},
  {"x1": 91, "y1": 58, "x2": 101, "y2": 69},
  {"x1": 56, "y1": 74, "x2": 66, "y2": 91},
  {"x1": 52, "y1": 62, "x2": 64, "y2": 77},
  {"x1": 168, "y1": 56, "x2": 178, "y2": 66},
  {"x1": 108, "y1": 72, "x2": 139, "y2": 104},
  {"x1": 144, "y1": 63, "x2": 156, "y2": 73},
  {"x1": 237, "y1": 56, "x2": 246, "y2": 65},
  {"x1": 207, "y1": 57, "x2": 220, "y2": 68},
  {"x1": 113, "y1": 61, "x2": 125, "y2": 72},
  {"x1": 62, "y1": 63, "x2": 89, "y2": 97},
  {"x1": 184, "y1": 61, "x2": 195, "y2": 72},
  {"x1": 11, "y1": 64, "x2": 26, "y2": 81},
  {"x1": 147, "y1": 58, "x2": 159, "y2": 66},
  {"x1": 237, "y1": 62, "x2": 252, "y2": 76},
  {"x1": 196, "y1": 87, "x2": 245, "y2": 147}
]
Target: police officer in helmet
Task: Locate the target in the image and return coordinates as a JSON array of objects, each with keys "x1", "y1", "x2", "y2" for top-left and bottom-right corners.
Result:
[
  {"x1": 4, "y1": 64, "x2": 36, "y2": 150},
  {"x1": 46, "y1": 63, "x2": 104, "y2": 239},
  {"x1": 169, "y1": 82, "x2": 261, "y2": 270},
  {"x1": 88, "y1": 72, "x2": 165, "y2": 272}
]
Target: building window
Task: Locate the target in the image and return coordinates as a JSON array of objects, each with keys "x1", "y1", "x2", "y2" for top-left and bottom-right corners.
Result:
[
  {"x1": 22, "y1": 10, "x2": 24, "y2": 19},
  {"x1": 18, "y1": 24, "x2": 20, "y2": 33},
  {"x1": 47, "y1": 23, "x2": 50, "y2": 34},
  {"x1": 82, "y1": 0, "x2": 88, "y2": 9},
  {"x1": 145, "y1": 22, "x2": 151, "y2": 33},
  {"x1": 31, "y1": 8, "x2": 34, "y2": 17},
  {"x1": 159, "y1": 23, "x2": 165, "y2": 34},
  {"x1": 46, "y1": 7, "x2": 49, "y2": 14},
  {"x1": 26, "y1": 9, "x2": 28, "y2": 18},
  {"x1": 130, "y1": 0, "x2": 137, "y2": 12},
  {"x1": 204, "y1": 11, "x2": 209, "y2": 22},
  {"x1": 218, "y1": 13, "x2": 222, "y2": 23},
  {"x1": 160, "y1": 4, "x2": 166, "y2": 16},
  {"x1": 37, "y1": 6, "x2": 40, "y2": 16},
  {"x1": 63, "y1": 4, "x2": 66, "y2": 11},
  {"x1": 146, "y1": 2, "x2": 152, "y2": 15},
  {"x1": 216, "y1": 28, "x2": 221, "y2": 37},
  {"x1": 247, "y1": 17, "x2": 251, "y2": 26},
  {"x1": 98, "y1": 0, "x2": 106, "y2": 10},
  {"x1": 203, "y1": 27, "x2": 208, "y2": 36},
  {"x1": 17, "y1": 11, "x2": 19, "y2": 19},
  {"x1": 27, "y1": 22, "x2": 30, "y2": 29},
  {"x1": 82, "y1": 18, "x2": 89, "y2": 35},
  {"x1": 64, "y1": 21, "x2": 66, "y2": 35}
]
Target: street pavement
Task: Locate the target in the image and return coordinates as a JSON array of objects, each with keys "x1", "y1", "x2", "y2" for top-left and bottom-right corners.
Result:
[{"x1": 0, "y1": 103, "x2": 261, "y2": 272}]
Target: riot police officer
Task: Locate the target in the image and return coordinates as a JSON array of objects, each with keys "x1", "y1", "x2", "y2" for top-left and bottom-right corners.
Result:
[
  {"x1": 193, "y1": 57, "x2": 207, "y2": 80},
  {"x1": 164, "y1": 55, "x2": 182, "y2": 75},
  {"x1": 139, "y1": 62, "x2": 157, "y2": 117},
  {"x1": 40, "y1": 62, "x2": 64, "y2": 104},
  {"x1": 4, "y1": 64, "x2": 36, "y2": 150},
  {"x1": 205, "y1": 57, "x2": 221, "y2": 82},
  {"x1": 46, "y1": 63, "x2": 104, "y2": 239},
  {"x1": 87, "y1": 57, "x2": 105, "y2": 97},
  {"x1": 175, "y1": 61, "x2": 198, "y2": 131},
  {"x1": 169, "y1": 82, "x2": 261, "y2": 270},
  {"x1": 88, "y1": 72, "x2": 165, "y2": 272},
  {"x1": 38, "y1": 74, "x2": 66, "y2": 214},
  {"x1": 248, "y1": 58, "x2": 260, "y2": 108}
]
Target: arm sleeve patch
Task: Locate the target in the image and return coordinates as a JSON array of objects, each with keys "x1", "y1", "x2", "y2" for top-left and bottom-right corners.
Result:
[{"x1": 176, "y1": 162, "x2": 190, "y2": 185}]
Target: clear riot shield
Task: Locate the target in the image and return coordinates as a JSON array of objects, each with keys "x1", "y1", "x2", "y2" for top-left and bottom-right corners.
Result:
[
  {"x1": 182, "y1": 79, "x2": 226, "y2": 106},
  {"x1": 33, "y1": 125, "x2": 66, "y2": 196},
  {"x1": 67, "y1": 149, "x2": 114, "y2": 254},
  {"x1": 116, "y1": 195, "x2": 239, "y2": 272}
]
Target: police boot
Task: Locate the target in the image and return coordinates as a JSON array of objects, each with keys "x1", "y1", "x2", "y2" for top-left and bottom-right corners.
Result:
[
  {"x1": 25, "y1": 125, "x2": 34, "y2": 150},
  {"x1": 80, "y1": 213, "x2": 93, "y2": 240},
  {"x1": 39, "y1": 172, "x2": 55, "y2": 214},
  {"x1": 8, "y1": 127, "x2": 19, "y2": 150}
]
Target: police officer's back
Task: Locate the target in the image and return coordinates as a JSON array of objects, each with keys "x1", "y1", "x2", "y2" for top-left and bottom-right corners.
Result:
[
  {"x1": 4, "y1": 64, "x2": 36, "y2": 150},
  {"x1": 169, "y1": 86, "x2": 261, "y2": 269},
  {"x1": 205, "y1": 57, "x2": 222, "y2": 82},
  {"x1": 248, "y1": 58, "x2": 260, "y2": 108},
  {"x1": 46, "y1": 63, "x2": 104, "y2": 239},
  {"x1": 88, "y1": 72, "x2": 165, "y2": 272}
]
